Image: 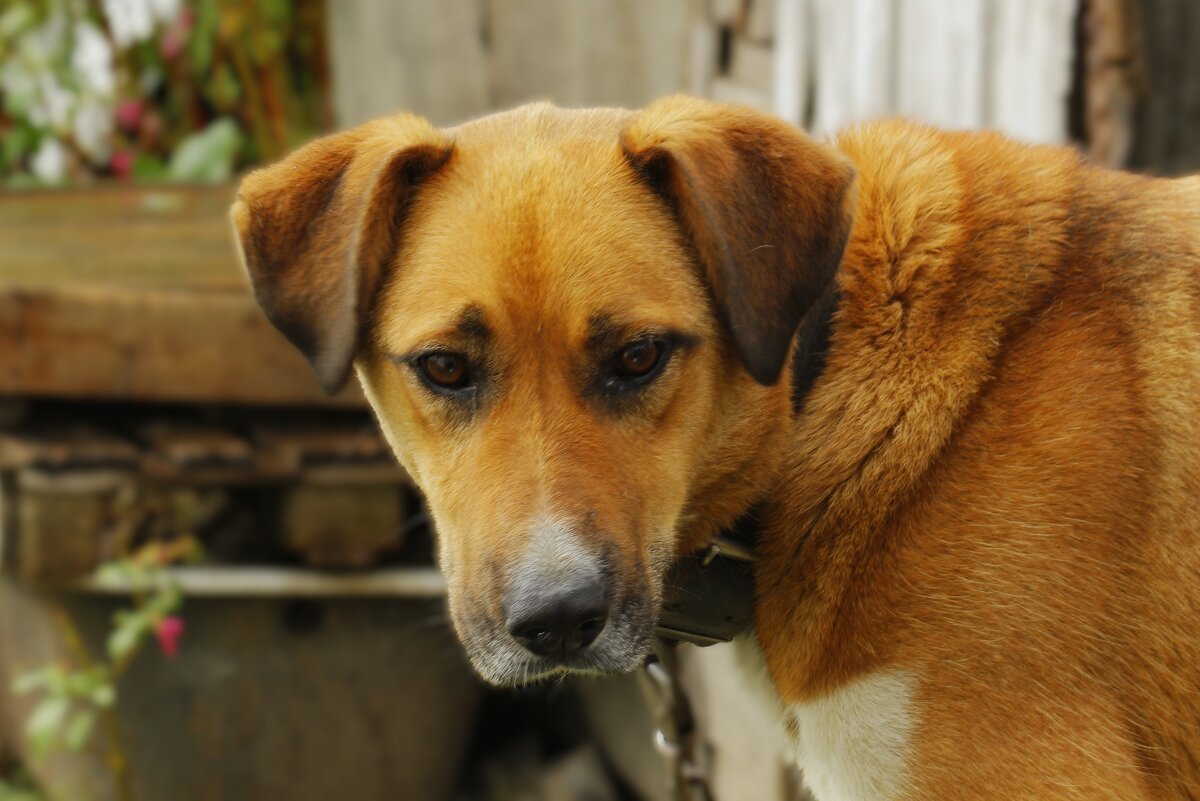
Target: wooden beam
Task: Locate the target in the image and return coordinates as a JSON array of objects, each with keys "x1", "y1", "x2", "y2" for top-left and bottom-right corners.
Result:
[
  {"x1": 1, "y1": 186, "x2": 243, "y2": 292},
  {"x1": 0, "y1": 286, "x2": 364, "y2": 407},
  {"x1": 67, "y1": 565, "x2": 447, "y2": 598},
  {"x1": 0, "y1": 186, "x2": 365, "y2": 407}
]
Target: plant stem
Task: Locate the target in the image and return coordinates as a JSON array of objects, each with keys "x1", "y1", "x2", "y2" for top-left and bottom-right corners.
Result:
[{"x1": 48, "y1": 604, "x2": 133, "y2": 801}]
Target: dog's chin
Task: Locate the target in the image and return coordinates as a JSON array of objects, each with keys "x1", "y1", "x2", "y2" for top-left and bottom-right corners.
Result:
[{"x1": 462, "y1": 617, "x2": 657, "y2": 688}]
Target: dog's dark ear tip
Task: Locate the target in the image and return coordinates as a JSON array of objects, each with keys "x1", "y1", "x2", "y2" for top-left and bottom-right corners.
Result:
[
  {"x1": 747, "y1": 361, "x2": 784, "y2": 386},
  {"x1": 316, "y1": 372, "x2": 350, "y2": 396},
  {"x1": 312, "y1": 352, "x2": 353, "y2": 396},
  {"x1": 739, "y1": 342, "x2": 788, "y2": 386}
]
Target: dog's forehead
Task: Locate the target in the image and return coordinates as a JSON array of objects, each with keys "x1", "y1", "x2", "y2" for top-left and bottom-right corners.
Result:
[
  {"x1": 377, "y1": 105, "x2": 711, "y2": 351},
  {"x1": 451, "y1": 101, "x2": 633, "y2": 149}
]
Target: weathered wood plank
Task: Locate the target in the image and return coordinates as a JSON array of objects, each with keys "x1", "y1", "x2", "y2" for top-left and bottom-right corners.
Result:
[
  {"x1": 325, "y1": 0, "x2": 489, "y2": 127},
  {"x1": 0, "y1": 186, "x2": 243, "y2": 292},
  {"x1": 5, "y1": 469, "x2": 129, "y2": 582},
  {"x1": 986, "y1": 0, "x2": 1077, "y2": 144},
  {"x1": 0, "y1": 286, "x2": 364, "y2": 407},
  {"x1": 487, "y1": 0, "x2": 694, "y2": 109},
  {"x1": 712, "y1": 0, "x2": 746, "y2": 27},
  {"x1": 249, "y1": 423, "x2": 394, "y2": 472},
  {"x1": 68, "y1": 565, "x2": 447, "y2": 597},
  {"x1": 1128, "y1": 0, "x2": 1200, "y2": 175},
  {"x1": 895, "y1": 0, "x2": 987, "y2": 129},
  {"x1": 691, "y1": 15, "x2": 720, "y2": 97},
  {"x1": 1082, "y1": 0, "x2": 1137, "y2": 169},
  {"x1": 732, "y1": 39, "x2": 776, "y2": 92},
  {"x1": 811, "y1": 0, "x2": 896, "y2": 135},
  {"x1": 772, "y1": 0, "x2": 811, "y2": 126},
  {"x1": 280, "y1": 483, "x2": 405, "y2": 568},
  {"x1": 0, "y1": 184, "x2": 364, "y2": 406},
  {"x1": 0, "y1": 427, "x2": 140, "y2": 471},
  {"x1": 746, "y1": 0, "x2": 777, "y2": 43},
  {"x1": 710, "y1": 77, "x2": 774, "y2": 112},
  {"x1": 630, "y1": 1, "x2": 702, "y2": 103},
  {"x1": 0, "y1": 581, "x2": 479, "y2": 801}
]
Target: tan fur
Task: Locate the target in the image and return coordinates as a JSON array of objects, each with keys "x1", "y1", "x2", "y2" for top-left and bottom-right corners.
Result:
[{"x1": 233, "y1": 98, "x2": 1200, "y2": 798}]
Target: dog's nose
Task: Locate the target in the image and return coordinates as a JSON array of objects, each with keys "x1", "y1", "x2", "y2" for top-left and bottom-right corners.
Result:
[{"x1": 505, "y1": 578, "x2": 609, "y2": 659}]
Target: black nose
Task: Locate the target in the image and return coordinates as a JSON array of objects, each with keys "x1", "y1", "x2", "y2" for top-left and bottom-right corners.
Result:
[{"x1": 505, "y1": 578, "x2": 609, "y2": 659}]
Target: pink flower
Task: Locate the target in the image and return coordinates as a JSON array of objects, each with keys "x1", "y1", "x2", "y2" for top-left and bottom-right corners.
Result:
[
  {"x1": 159, "y1": 29, "x2": 184, "y2": 61},
  {"x1": 110, "y1": 150, "x2": 134, "y2": 180},
  {"x1": 116, "y1": 100, "x2": 143, "y2": 132},
  {"x1": 154, "y1": 616, "x2": 185, "y2": 658},
  {"x1": 159, "y1": 7, "x2": 193, "y2": 61}
]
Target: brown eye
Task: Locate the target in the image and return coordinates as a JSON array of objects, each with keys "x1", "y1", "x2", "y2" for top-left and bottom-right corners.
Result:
[
  {"x1": 419, "y1": 352, "x2": 470, "y2": 389},
  {"x1": 616, "y1": 338, "x2": 664, "y2": 379}
]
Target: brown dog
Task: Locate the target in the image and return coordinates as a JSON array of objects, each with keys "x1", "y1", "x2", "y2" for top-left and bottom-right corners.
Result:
[{"x1": 232, "y1": 96, "x2": 1200, "y2": 800}]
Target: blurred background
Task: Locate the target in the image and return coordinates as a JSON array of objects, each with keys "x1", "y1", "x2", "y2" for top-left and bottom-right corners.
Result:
[{"x1": 0, "y1": 1, "x2": 1196, "y2": 800}]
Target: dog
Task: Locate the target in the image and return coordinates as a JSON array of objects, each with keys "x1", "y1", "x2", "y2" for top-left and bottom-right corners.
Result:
[{"x1": 231, "y1": 96, "x2": 1200, "y2": 800}]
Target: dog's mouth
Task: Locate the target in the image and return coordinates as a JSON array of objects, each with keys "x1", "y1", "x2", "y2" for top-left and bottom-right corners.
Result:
[{"x1": 456, "y1": 590, "x2": 660, "y2": 687}]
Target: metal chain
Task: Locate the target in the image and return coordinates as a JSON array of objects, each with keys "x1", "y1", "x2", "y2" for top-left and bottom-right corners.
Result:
[{"x1": 638, "y1": 638, "x2": 716, "y2": 801}]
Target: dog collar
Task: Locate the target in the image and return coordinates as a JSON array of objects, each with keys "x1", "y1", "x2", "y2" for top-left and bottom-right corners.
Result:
[{"x1": 655, "y1": 517, "x2": 757, "y2": 647}]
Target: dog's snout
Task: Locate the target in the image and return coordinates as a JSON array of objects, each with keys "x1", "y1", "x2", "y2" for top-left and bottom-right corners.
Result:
[{"x1": 505, "y1": 577, "x2": 609, "y2": 659}]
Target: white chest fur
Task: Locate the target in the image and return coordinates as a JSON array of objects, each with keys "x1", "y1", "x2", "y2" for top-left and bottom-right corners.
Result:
[{"x1": 733, "y1": 638, "x2": 917, "y2": 801}]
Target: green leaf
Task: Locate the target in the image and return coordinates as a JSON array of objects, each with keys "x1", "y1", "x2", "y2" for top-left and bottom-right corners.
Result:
[
  {"x1": 25, "y1": 697, "x2": 70, "y2": 757},
  {"x1": 132, "y1": 153, "x2": 168, "y2": 182},
  {"x1": 205, "y1": 63, "x2": 241, "y2": 111},
  {"x1": 62, "y1": 710, "x2": 96, "y2": 752},
  {"x1": 88, "y1": 681, "x2": 116, "y2": 709},
  {"x1": 11, "y1": 666, "x2": 55, "y2": 696},
  {"x1": 2, "y1": 125, "x2": 36, "y2": 170},
  {"x1": 167, "y1": 118, "x2": 241, "y2": 184},
  {"x1": 261, "y1": 0, "x2": 293, "y2": 24},
  {"x1": 248, "y1": 27, "x2": 284, "y2": 66},
  {"x1": 107, "y1": 611, "x2": 150, "y2": 663},
  {"x1": 2, "y1": 173, "x2": 42, "y2": 190},
  {"x1": 0, "y1": 5, "x2": 36, "y2": 40},
  {"x1": 94, "y1": 562, "x2": 127, "y2": 587},
  {"x1": 66, "y1": 666, "x2": 112, "y2": 704},
  {"x1": 147, "y1": 583, "x2": 183, "y2": 618},
  {"x1": 0, "y1": 771, "x2": 50, "y2": 801},
  {"x1": 187, "y1": 0, "x2": 220, "y2": 74}
]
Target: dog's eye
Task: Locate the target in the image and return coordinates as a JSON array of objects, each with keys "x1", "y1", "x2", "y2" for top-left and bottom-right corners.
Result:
[
  {"x1": 616, "y1": 339, "x2": 664, "y2": 378},
  {"x1": 418, "y1": 352, "x2": 471, "y2": 389},
  {"x1": 606, "y1": 337, "x2": 672, "y2": 391}
]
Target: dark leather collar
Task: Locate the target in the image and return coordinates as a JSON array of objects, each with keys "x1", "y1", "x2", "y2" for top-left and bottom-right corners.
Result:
[
  {"x1": 655, "y1": 280, "x2": 839, "y2": 646},
  {"x1": 656, "y1": 513, "x2": 758, "y2": 646}
]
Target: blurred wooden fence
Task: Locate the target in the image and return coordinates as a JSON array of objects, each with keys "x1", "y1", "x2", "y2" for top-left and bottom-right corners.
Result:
[
  {"x1": 326, "y1": 0, "x2": 701, "y2": 127},
  {"x1": 327, "y1": 0, "x2": 1075, "y2": 145},
  {"x1": 325, "y1": 0, "x2": 1200, "y2": 175}
]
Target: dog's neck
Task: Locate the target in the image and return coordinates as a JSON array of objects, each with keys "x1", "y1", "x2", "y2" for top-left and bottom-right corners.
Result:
[{"x1": 752, "y1": 123, "x2": 1081, "y2": 698}]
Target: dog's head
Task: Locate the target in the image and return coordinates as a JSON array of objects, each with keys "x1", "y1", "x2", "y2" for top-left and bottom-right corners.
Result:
[{"x1": 232, "y1": 97, "x2": 854, "y2": 685}]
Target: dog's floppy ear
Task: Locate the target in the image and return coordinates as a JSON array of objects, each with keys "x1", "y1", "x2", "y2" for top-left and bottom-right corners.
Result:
[
  {"x1": 620, "y1": 96, "x2": 855, "y2": 385},
  {"x1": 231, "y1": 115, "x2": 453, "y2": 393}
]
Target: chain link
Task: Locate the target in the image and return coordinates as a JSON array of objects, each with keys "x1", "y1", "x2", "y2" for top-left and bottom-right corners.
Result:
[{"x1": 639, "y1": 639, "x2": 716, "y2": 801}]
